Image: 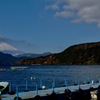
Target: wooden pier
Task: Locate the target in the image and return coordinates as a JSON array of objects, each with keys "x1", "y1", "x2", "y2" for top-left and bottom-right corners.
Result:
[{"x1": 1, "y1": 82, "x2": 100, "y2": 100}]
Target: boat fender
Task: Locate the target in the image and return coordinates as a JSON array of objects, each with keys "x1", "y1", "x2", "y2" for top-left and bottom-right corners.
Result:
[
  {"x1": 14, "y1": 96, "x2": 22, "y2": 100},
  {"x1": 98, "y1": 85, "x2": 100, "y2": 90},
  {"x1": 34, "y1": 95, "x2": 42, "y2": 100},
  {"x1": 8, "y1": 91, "x2": 16, "y2": 95}
]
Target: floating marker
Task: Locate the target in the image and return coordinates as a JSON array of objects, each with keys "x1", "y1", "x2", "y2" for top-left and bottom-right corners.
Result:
[
  {"x1": 74, "y1": 77, "x2": 77, "y2": 85},
  {"x1": 65, "y1": 78, "x2": 67, "y2": 86},
  {"x1": 52, "y1": 82, "x2": 54, "y2": 92},
  {"x1": 65, "y1": 79, "x2": 68, "y2": 89},
  {"x1": 98, "y1": 78, "x2": 100, "y2": 83},
  {"x1": 40, "y1": 79, "x2": 42, "y2": 88},
  {"x1": 36, "y1": 84, "x2": 38, "y2": 95},
  {"x1": 16, "y1": 86, "x2": 19, "y2": 100},
  {"x1": 78, "y1": 79, "x2": 80, "y2": 88},
  {"x1": 53, "y1": 79, "x2": 55, "y2": 87},
  {"x1": 91, "y1": 80, "x2": 94, "y2": 85},
  {"x1": 34, "y1": 77, "x2": 35, "y2": 79},
  {"x1": 9, "y1": 82, "x2": 11, "y2": 92},
  {"x1": 31, "y1": 77, "x2": 33, "y2": 80},
  {"x1": 52, "y1": 79, "x2": 55, "y2": 92},
  {"x1": 42, "y1": 86, "x2": 45, "y2": 89},
  {"x1": 83, "y1": 77, "x2": 86, "y2": 84},
  {"x1": 87, "y1": 77, "x2": 90, "y2": 84}
]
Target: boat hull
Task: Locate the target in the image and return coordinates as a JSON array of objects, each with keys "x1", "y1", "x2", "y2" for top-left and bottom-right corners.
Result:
[
  {"x1": 0, "y1": 82, "x2": 9, "y2": 94},
  {"x1": 11, "y1": 66, "x2": 28, "y2": 71}
]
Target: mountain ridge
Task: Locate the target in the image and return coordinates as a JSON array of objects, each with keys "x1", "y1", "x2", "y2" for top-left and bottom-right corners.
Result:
[
  {"x1": 17, "y1": 41, "x2": 100, "y2": 65},
  {"x1": 15, "y1": 52, "x2": 52, "y2": 58},
  {"x1": 0, "y1": 51, "x2": 52, "y2": 65}
]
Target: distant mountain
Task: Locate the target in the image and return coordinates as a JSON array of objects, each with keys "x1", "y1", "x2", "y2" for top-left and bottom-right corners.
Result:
[
  {"x1": 16, "y1": 52, "x2": 52, "y2": 58},
  {"x1": 0, "y1": 52, "x2": 17, "y2": 65},
  {"x1": 0, "y1": 51, "x2": 52, "y2": 66},
  {"x1": 17, "y1": 41, "x2": 100, "y2": 65},
  {"x1": 0, "y1": 51, "x2": 30, "y2": 66},
  {"x1": 1, "y1": 50, "x2": 24, "y2": 56}
]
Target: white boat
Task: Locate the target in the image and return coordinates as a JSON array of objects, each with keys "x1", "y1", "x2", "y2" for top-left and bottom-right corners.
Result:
[
  {"x1": 10, "y1": 66, "x2": 28, "y2": 71},
  {"x1": 0, "y1": 82, "x2": 9, "y2": 94}
]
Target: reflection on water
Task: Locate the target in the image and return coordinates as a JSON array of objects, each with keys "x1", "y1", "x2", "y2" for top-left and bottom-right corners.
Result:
[{"x1": 0, "y1": 65, "x2": 100, "y2": 92}]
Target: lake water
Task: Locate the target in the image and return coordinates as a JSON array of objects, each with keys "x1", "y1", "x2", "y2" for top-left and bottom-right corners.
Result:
[{"x1": 0, "y1": 65, "x2": 100, "y2": 92}]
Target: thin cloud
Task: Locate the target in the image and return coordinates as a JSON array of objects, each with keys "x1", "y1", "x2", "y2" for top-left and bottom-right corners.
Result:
[
  {"x1": 55, "y1": 11, "x2": 74, "y2": 18},
  {"x1": 0, "y1": 42, "x2": 17, "y2": 51},
  {"x1": 0, "y1": 35, "x2": 36, "y2": 53},
  {"x1": 45, "y1": 4, "x2": 60, "y2": 10},
  {"x1": 45, "y1": 0, "x2": 100, "y2": 27}
]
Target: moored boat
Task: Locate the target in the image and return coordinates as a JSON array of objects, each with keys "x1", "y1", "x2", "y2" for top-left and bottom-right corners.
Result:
[
  {"x1": 0, "y1": 82, "x2": 9, "y2": 94},
  {"x1": 10, "y1": 66, "x2": 28, "y2": 71}
]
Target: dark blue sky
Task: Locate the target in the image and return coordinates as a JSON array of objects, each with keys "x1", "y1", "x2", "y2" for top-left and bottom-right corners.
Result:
[{"x1": 0, "y1": 0, "x2": 100, "y2": 54}]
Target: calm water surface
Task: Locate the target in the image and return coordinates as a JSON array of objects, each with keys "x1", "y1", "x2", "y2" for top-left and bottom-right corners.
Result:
[{"x1": 0, "y1": 65, "x2": 100, "y2": 91}]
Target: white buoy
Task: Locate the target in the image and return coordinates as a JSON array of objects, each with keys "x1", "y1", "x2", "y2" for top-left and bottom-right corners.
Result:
[
  {"x1": 42, "y1": 86, "x2": 45, "y2": 89},
  {"x1": 34, "y1": 77, "x2": 35, "y2": 79},
  {"x1": 91, "y1": 80, "x2": 94, "y2": 85},
  {"x1": 31, "y1": 77, "x2": 33, "y2": 80}
]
